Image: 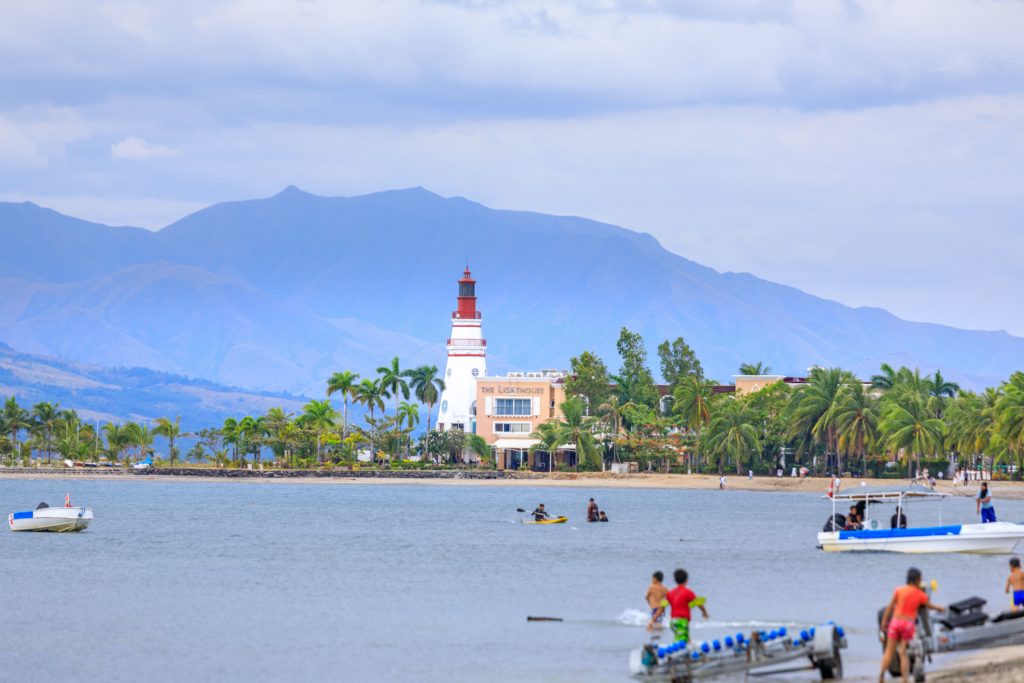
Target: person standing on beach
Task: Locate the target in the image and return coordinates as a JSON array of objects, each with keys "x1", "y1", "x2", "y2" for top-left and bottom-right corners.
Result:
[
  {"x1": 651, "y1": 568, "x2": 709, "y2": 643},
  {"x1": 977, "y1": 482, "x2": 997, "y2": 523},
  {"x1": 718, "y1": 475, "x2": 726, "y2": 489},
  {"x1": 1006, "y1": 558, "x2": 1024, "y2": 612},
  {"x1": 645, "y1": 571, "x2": 670, "y2": 631},
  {"x1": 587, "y1": 497, "x2": 599, "y2": 523},
  {"x1": 879, "y1": 567, "x2": 944, "y2": 683}
]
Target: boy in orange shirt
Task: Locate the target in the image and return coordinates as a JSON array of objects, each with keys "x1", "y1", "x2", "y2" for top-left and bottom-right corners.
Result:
[{"x1": 879, "y1": 567, "x2": 944, "y2": 683}]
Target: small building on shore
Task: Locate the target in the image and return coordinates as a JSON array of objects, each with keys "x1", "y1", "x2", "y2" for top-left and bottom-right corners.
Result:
[{"x1": 474, "y1": 371, "x2": 573, "y2": 471}]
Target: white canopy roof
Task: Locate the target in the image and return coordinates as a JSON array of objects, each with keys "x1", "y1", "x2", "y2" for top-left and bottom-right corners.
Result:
[{"x1": 830, "y1": 483, "x2": 947, "y2": 502}]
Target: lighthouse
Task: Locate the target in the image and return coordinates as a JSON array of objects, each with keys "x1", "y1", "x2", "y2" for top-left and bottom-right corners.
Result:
[{"x1": 437, "y1": 267, "x2": 486, "y2": 435}]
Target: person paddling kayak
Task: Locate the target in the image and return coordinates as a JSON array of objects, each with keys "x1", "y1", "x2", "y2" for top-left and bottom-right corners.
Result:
[{"x1": 532, "y1": 504, "x2": 551, "y2": 522}]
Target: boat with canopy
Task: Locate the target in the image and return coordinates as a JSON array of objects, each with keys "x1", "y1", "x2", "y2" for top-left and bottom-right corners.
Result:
[{"x1": 817, "y1": 483, "x2": 1024, "y2": 554}]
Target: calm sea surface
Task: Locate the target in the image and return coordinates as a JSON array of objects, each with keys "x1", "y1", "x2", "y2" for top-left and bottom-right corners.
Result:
[{"x1": 1, "y1": 479, "x2": 1021, "y2": 682}]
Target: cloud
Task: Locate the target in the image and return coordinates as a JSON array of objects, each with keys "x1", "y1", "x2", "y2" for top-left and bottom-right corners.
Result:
[
  {"x1": 110, "y1": 136, "x2": 179, "y2": 160},
  {"x1": 0, "y1": 0, "x2": 1021, "y2": 337}
]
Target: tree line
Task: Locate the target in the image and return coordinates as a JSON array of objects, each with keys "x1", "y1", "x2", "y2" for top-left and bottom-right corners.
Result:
[
  {"x1": 0, "y1": 358, "x2": 485, "y2": 468},
  {"x1": 3, "y1": 333, "x2": 1023, "y2": 478},
  {"x1": 556, "y1": 329, "x2": 1024, "y2": 478}
]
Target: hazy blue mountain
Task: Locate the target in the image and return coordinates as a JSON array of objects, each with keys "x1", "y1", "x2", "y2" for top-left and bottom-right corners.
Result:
[
  {"x1": 0, "y1": 341, "x2": 308, "y2": 430},
  {"x1": 2, "y1": 188, "x2": 1022, "y2": 397}
]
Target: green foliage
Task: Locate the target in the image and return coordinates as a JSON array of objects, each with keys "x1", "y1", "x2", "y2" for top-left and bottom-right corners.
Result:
[
  {"x1": 658, "y1": 337, "x2": 704, "y2": 387},
  {"x1": 614, "y1": 327, "x2": 659, "y2": 410},
  {"x1": 564, "y1": 350, "x2": 610, "y2": 413}
]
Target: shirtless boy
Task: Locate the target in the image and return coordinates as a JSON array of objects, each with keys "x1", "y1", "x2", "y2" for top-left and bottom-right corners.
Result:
[
  {"x1": 645, "y1": 571, "x2": 670, "y2": 630},
  {"x1": 1006, "y1": 557, "x2": 1024, "y2": 611}
]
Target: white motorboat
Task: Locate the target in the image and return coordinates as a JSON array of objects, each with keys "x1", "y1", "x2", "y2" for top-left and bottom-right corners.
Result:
[
  {"x1": 8, "y1": 498, "x2": 93, "y2": 532},
  {"x1": 817, "y1": 483, "x2": 1024, "y2": 554}
]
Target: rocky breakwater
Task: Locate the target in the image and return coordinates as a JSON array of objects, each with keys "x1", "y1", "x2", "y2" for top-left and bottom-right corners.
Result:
[{"x1": 137, "y1": 467, "x2": 527, "y2": 480}]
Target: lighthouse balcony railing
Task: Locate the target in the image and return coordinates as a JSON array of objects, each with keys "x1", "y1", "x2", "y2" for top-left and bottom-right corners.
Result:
[
  {"x1": 447, "y1": 339, "x2": 487, "y2": 347},
  {"x1": 451, "y1": 311, "x2": 482, "y2": 319}
]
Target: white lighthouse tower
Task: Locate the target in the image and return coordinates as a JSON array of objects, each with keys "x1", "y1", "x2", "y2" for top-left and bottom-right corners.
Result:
[{"x1": 437, "y1": 267, "x2": 486, "y2": 435}]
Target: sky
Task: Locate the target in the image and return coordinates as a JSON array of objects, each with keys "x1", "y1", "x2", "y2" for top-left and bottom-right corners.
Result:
[{"x1": 1, "y1": 0, "x2": 1022, "y2": 335}]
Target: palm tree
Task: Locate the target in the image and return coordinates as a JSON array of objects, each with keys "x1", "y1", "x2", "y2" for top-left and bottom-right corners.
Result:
[
  {"x1": 408, "y1": 365, "x2": 445, "y2": 459},
  {"x1": 326, "y1": 370, "x2": 359, "y2": 438},
  {"x1": 928, "y1": 370, "x2": 960, "y2": 399},
  {"x1": 222, "y1": 417, "x2": 240, "y2": 462},
  {"x1": 705, "y1": 399, "x2": 760, "y2": 475},
  {"x1": 4, "y1": 396, "x2": 30, "y2": 459},
  {"x1": 263, "y1": 407, "x2": 294, "y2": 463},
  {"x1": 466, "y1": 433, "x2": 491, "y2": 465},
  {"x1": 833, "y1": 383, "x2": 879, "y2": 476},
  {"x1": 529, "y1": 420, "x2": 564, "y2": 473},
  {"x1": 396, "y1": 401, "x2": 419, "y2": 458},
  {"x1": 787, "y1": 367, "x2": 855, "y2": 473},
  {"x1": 376, "y1": 357, "x2": 409, "y2": 418},
  {"x1": 871, "y1": 363, "x2": 898, "y2": 391},
  {"x1": 739, "y1": 362, "x2": 771, "y2": 375},
  {"x1": 561, "y1": 396, "x2": 600, "y2": 470},
  {"x1": 102, "y1": 423, "x2": 130, "y2": 465},
  {"x1": 153, "y1": 416, "x2": 185, "y2": 466},
  {"x1": 124, "y1": 422, "x2": 155, "y2": 462},
  {"x1": 995, "y1": 373, "x2": 1024, "y2": 478},
  {"x1": 301, "y1": 400, "x2": 337, "y2": 462},
  {"x1": 238, "y1": 415, "x2": 267, "y2": 463},
  {"x1": 878, "y1": 396, "x2": 946, "y2": 478},
  {"x1": 354, "y1": 378, "x2": 386, "y2": 458},
  {"x1": 31, "y1": 401, "x2": 60, "y2": 462},
  {"x1": 674, "y1": 376, "x2": 713, "y2": 473}
]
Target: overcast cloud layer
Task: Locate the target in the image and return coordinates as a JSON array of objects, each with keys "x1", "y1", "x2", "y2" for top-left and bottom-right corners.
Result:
[{"x1": 2, "y1": 0, "x2": 1022, "y2": 335}]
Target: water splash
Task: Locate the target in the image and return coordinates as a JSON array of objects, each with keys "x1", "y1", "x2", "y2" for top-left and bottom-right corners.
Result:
[{"x1": 617, "y1": 608, "x2": 652, "y2": 626}]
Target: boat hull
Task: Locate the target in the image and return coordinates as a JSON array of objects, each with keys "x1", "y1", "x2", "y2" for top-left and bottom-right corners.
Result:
[
  {"x1": 8, "y1": 507, "x2": 93, "y2": 532},
  {"x1": 818, "y1": 522, "x2": 1024, "y2": 554}
]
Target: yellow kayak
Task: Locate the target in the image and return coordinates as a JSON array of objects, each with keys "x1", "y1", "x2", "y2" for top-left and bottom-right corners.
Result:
[{"x1": 524, "y1": 516, "x2": 568, "y2": 525}]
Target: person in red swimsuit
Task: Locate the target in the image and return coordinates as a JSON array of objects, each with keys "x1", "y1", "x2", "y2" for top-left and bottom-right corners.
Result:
[{"x1": 879, "y1": 567, "x2": 944, "y2": 683}]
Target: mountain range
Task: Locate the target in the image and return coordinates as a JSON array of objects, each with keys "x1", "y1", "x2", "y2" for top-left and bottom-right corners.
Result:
[
  {"x1": 0, "y1": 341, "x2": 307, "y2": 427},
  {"x1": 2, "y1": 186, "x2": 1022, "y2": 420}
]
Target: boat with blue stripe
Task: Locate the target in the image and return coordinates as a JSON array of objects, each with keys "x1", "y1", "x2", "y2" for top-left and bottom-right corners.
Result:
[
  {"x1": 817, "y1": 484, "x2": 1024, "y2": 554},
  {"x1": 8, "y1": 497, "x2": 93, "y2": 533}
]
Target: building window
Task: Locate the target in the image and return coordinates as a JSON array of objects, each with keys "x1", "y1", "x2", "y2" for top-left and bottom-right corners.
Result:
[
  {"x1": 471, "y1": 368, "x2": 479, "y2": 377},
  {"x1": 494, "y1": 398, "x2": 531, "y2": 416},
  {"x1": 470, "y1": 400, "x2": 477, "y2": 416},
  {"x1": 494, "y1": 422, "x2": 531, "y2": 433},
  {"x1": 447, "y1": 368, "x2": 452, "y2": 377},
  {"x1": 441, "y1": 400, "x2": 448, "y2": 413}
]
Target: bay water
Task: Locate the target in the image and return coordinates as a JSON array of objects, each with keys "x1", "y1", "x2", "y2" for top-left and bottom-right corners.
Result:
[{"x1": 1, "y1": 479, "x2": 1021, "y2": 681}]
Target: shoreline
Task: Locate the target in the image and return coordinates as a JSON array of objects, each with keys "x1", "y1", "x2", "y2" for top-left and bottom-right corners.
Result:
[{"x1": 2, "y1": 468, "x2": 1023, "y2": 497}]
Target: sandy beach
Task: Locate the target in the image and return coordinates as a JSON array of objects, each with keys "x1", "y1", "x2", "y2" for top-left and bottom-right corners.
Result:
[{"x1": 2, "y1": 468, "x2": 1023, "y2": 498}]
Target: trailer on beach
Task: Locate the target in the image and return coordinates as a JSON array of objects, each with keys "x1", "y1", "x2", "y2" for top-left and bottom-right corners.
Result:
[{"x1": 628, "y1": 623, "x2": 847, "y2": 682}]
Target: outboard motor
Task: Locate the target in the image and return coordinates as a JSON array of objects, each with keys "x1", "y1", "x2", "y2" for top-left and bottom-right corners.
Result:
[
  {"x1": 823, "y1": 514, "x2": 846, "y2": 532},
  {"x1": 35, "y1": 501, "x2": 49, "y2": 509}
]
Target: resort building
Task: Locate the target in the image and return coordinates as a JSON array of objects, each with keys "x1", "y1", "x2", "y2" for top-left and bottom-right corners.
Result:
[
  {"x1": 474, "y1": 371, "x2": 570, "y2": 471},
  {"x1": 437, "y1": 267, "x2": 486, "y2": 434},
  {"x1": 732, "y1": 373, "x2": 873, "y2": 396}
]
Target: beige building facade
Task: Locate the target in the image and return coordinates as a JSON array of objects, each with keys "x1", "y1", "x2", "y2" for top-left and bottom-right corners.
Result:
[{"x1": 474, "y1": 371, "x2": 570, "y2": 470}]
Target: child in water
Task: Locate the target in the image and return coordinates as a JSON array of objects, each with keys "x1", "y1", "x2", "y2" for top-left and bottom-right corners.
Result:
[
  {"x1": 645, "y1": 571, "x2": 669, "y2": 631},
  {"x1": 1006, "y1": 558, "x2": 1024, "y2": 611}
]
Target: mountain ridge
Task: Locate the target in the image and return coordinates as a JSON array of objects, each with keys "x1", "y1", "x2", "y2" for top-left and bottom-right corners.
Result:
[{"x1": 1, "y1": 187, "x2": 1021, "y2": 397}]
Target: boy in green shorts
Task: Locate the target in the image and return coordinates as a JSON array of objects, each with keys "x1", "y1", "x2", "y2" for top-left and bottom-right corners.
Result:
[{"x1": 656, "y1": 568, "x2": 709, "y2": 642}]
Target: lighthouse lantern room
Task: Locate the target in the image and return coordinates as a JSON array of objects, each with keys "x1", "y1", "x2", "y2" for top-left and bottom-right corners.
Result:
[{"x1": 437, "y1": 267, "x2": 486, "y2": 435}]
